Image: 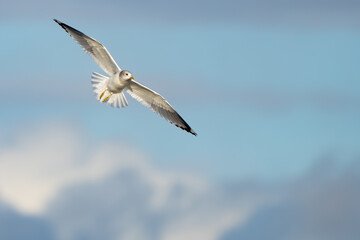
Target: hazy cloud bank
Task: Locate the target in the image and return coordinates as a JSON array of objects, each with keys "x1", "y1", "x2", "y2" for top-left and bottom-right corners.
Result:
[{"x1": 0, "y1": 122, "x2": 359, "y2": 240}]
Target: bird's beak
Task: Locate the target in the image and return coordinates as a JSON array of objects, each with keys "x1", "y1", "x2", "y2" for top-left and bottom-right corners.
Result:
[{"x1": 130, "y1": 77, "x2": 135, "y2": 80}]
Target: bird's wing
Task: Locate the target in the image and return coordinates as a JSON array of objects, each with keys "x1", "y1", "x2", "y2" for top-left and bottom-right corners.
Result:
[
  {"x1": 54, "y1": 19, "x2": 121, "y2": 75},
  {"x1": 126, "y1": 80, "x2": 197, "y2": 135}
]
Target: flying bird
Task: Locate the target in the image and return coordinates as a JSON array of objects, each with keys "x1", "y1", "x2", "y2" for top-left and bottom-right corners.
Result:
[{"x1": 54, "y1": 19, "x2": 197, "y2": 136}]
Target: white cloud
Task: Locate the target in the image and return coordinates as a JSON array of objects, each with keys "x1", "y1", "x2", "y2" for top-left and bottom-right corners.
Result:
[
  {"x1": 1, "y1": 122, "x2": 359, "y2": 240},
  {"x1": 44, "y1": 141, "x2": 265, "y2": 240},
  {"x1": 0, "y1": 122, "x2": 146, "y2": 214},
  {"x1": 46, "y1": 168, "x2": 264, "y2": 240},
  {"x1": 0, "y1": 122, "x2": 266, "y2": 240}
]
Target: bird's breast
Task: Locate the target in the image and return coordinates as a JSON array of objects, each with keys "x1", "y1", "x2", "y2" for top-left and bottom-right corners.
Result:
[{"x1": 107, "y1": 75, "x2": 129, "y2": 93}]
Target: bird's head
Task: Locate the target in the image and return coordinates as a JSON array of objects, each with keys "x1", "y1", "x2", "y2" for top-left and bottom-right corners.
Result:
[{"x1": 120, "y1": 70, "x2": 134, "y2": 80}]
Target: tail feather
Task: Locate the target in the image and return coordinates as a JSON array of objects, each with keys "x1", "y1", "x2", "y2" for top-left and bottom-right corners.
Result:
[
  {"x1": 104, "y1": 91, "x2": 128, "y2": 108},
  {"x1": 91, "y1": 72, "x2": 108, "y2": 100},
  {"x1": 91, "y1": 72, "x2": 128, "y2": 108}
]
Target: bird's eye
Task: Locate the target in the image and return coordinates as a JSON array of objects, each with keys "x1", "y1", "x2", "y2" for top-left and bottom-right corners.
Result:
[{"x1": 126, "y1": 73, "x2": 128, "y2": 76}]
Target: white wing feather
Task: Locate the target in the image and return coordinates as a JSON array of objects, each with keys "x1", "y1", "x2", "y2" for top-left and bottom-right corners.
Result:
[
  {"x1": 126, "y1": 80, "x2": 197, "y2": 135},
  {"x1": 54, "y1": 19, "x2": 121, "y2": 75}
]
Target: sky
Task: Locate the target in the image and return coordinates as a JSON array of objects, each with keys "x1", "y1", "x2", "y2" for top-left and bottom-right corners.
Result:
[{"x1": 0, "y1": 0, "x2": 360, "y2": 239}]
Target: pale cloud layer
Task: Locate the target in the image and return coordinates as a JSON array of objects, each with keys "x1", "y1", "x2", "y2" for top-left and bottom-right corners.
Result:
[
  {"x1": 0, "y1": 122, "x2": 146, "y2": 214},
  {"x1": 221, "y1": 160, "x2": 360, "y2": 240},
  {"x1": 0, "y1": 122, "x2": 359, "y2": 240},
  {"x1": 0, "y1": 122, "x2": 266, "y2": 239}
]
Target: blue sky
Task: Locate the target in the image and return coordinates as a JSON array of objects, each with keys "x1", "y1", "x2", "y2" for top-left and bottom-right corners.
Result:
[{"x1": 1, "y1": 0, "x2": 360, "y2": 239}]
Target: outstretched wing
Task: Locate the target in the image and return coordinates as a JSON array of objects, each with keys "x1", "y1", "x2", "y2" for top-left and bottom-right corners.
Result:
[
  {"x1": 54, "y1": 19, "x2": 121, "y2": 76},
  {"x1": 126, "y1": 80, "x2": 197, "y2": 136}
]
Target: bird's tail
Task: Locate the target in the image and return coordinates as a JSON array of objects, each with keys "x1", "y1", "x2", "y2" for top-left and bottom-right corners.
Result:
[{"x1": 91, "y1": 72, "x2": 128, "y2": 108}]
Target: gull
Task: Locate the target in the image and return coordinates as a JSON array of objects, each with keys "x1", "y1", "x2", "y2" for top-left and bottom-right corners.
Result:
[{"x1": 54, "y1": 19, "x2": 197, "y2": 136}]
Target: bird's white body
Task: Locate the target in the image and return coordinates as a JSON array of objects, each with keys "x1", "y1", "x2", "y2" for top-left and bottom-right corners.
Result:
[
  {"x1": 54, "y1": 19, "x2": 197, "y2": 135},
  {"x1": 91, "y1": 72, "x2": 129, "y2": 108},
  {"x1": 107, "y1": 72, "x2": 129, "y2": 93}
]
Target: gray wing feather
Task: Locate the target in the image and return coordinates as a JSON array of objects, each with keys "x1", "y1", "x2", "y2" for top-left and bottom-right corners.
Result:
[
  {"x1": 54, "y1": 19, "x2": 121, "y2": 75},
  {"x1": 126, "y1": 80, "x2": 197, "y2": 135}
]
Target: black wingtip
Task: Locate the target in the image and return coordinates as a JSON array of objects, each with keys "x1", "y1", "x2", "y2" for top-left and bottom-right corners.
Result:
[
  {"x1": 53, "y1": 19, "x2": 61, "y2": 25},
  {"x1": 53, "y1": 19, "x2": 64, "y2": 28},
  {"x1": 174, "y1": 113, "x2": 197, "y2": 136},
  {"x1": 53, "y1": 19, "x2": 86, "y2": 37},
  {"x1": 190, "y1": 129, "x2": 197, "y2": 136},
  {"x1": 54, "y1": 19, "x2": 64, "y2": 26},
  {"x1": 178, "y1": 125, "x2": 197, "y2": 136},
  {"x1": 53, "y1": 19, "x2": 72, "y2": 34}
]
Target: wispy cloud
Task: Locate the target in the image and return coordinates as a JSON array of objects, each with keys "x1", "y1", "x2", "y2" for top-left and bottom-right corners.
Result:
[
  {"x1": 0, "y1": 121, "x2": 147, "y2": 214},
  {"x1": 0, "y1": 123, "x2": 360, "y2": 240},
  {"x1": 221, "y1": 160, "x2": 360, "y2": 240},
  {"x1": 1, "y1": 122, "x2": 359, "y2": 239},
  {"x1": 0, "y1": 122, "x2": 268, "y2": 239}
]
